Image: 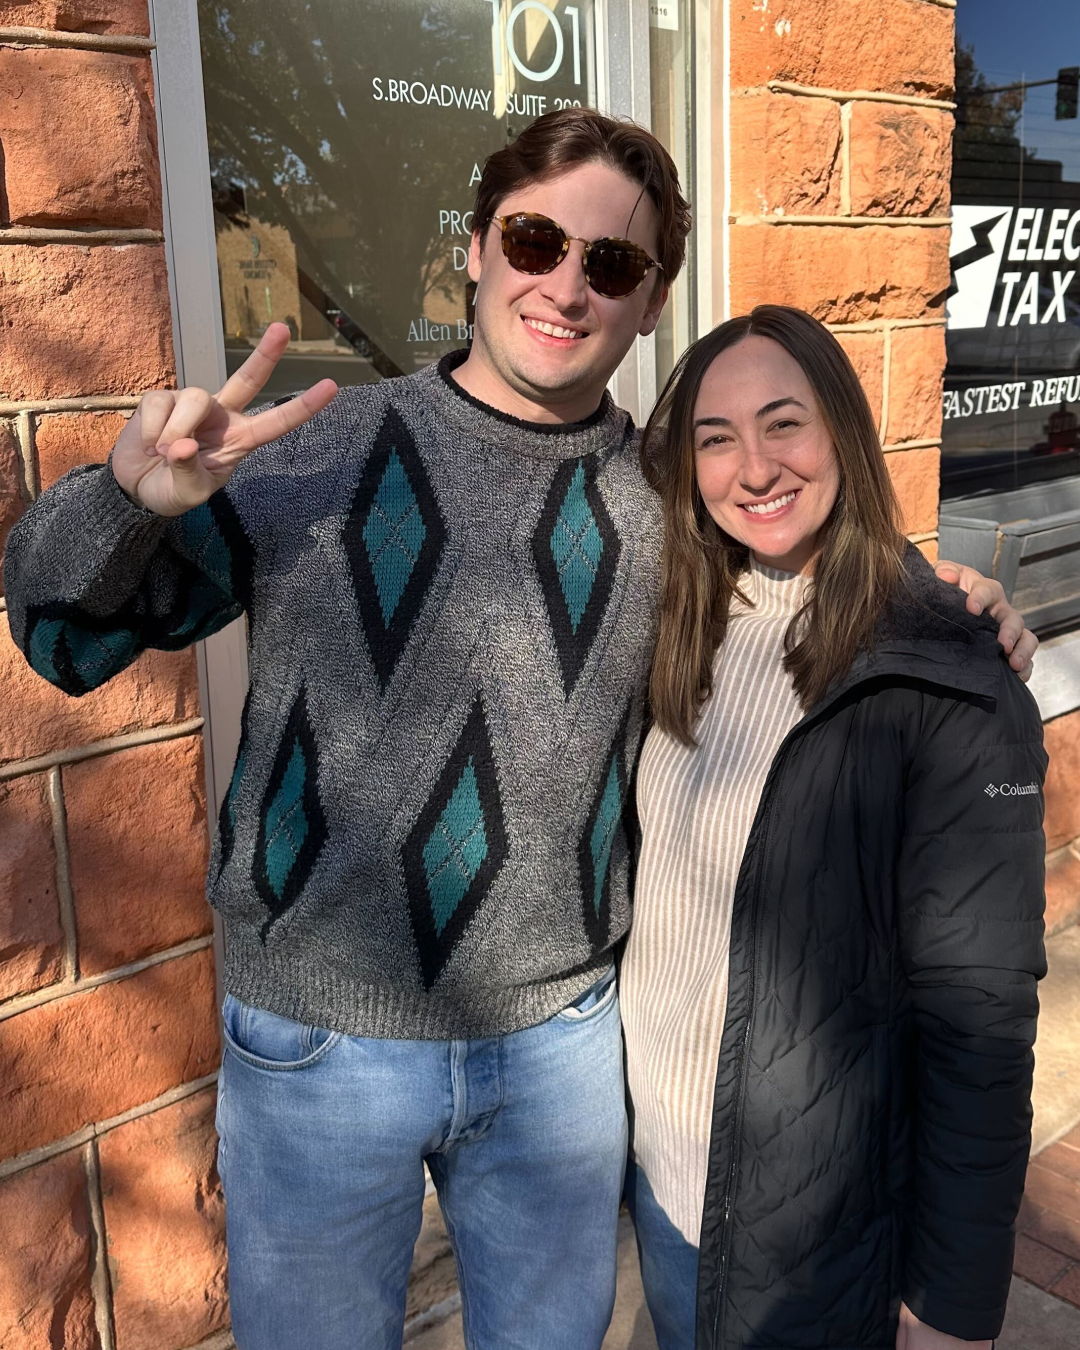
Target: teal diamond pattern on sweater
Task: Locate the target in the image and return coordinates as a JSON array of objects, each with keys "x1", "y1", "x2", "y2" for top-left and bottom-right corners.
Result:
[
  {"x1": 550, "y1": 462, "x2": 604, "y2": 632},
  {"x1": 177, "y1": 502, "x2": 233, "y2": 591},
  {"x1": 421, "y1": 759, "x2": 489, "y2": 936},
  {"x1": 362, "y1": 450, "x2": 427, "y2": 626},
  {"x1": 253, "y1": 687, "x2": 328, "y2": 935},
  {"x1": 589, "y1": 758, "x2": 623, "y2": 915},
  {"x1": 29, "y1": 617, "x2": 138, "y2": 694},
  {"x1": 262, "y1": 740, "x2": 311, "y2": 900},
  {"x1": 402, "y1": 695, "x2": 509, "y2": 989}
]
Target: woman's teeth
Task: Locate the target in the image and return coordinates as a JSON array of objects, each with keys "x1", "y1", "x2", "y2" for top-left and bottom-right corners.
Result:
[
  {"x1": 525, "y1": 318, "x2": 585, "y2": 339},
  {"x1": 742, "y1": 491, "x2": 797, "y2": 516}
]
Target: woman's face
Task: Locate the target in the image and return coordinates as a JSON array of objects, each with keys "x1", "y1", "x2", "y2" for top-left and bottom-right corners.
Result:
[{"x1": 692, "y1": 335, "x2": 841, "y2": 575}]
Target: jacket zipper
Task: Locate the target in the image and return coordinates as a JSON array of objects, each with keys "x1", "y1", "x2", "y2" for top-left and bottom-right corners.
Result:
[{"x1": 711, "y1": 736, "x2": 792, "y2": 1349}]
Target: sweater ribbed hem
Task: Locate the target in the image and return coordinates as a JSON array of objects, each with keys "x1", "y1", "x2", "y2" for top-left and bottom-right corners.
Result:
[{"x1": 222, "y1": 926, "x2": 613, "y2": 1040}]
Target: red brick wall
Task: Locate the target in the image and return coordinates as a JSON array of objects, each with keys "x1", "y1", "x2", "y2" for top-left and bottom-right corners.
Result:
[
  {"x1": 0, "y1": 6, "x2": 226, "y2": 1348},
  {"x1": 726, "y1": 0, "x2": 955, "y2": 560}
]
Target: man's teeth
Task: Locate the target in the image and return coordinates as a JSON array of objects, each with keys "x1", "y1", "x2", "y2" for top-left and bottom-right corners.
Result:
[
  {"x1": 525, "y1": 318, "x2": 585, "y2": 339},
  {"x1": 743, "y1": 491, "x2": 797, "y2": 516}
]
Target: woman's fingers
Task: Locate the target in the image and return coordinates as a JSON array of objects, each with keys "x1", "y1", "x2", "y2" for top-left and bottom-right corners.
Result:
[
  {"x1": 244, "y1": 378, "x2": 339, "y2": 449},
  {"x1": 215, "y1": 322, "x2": 293, "y2": 413}
]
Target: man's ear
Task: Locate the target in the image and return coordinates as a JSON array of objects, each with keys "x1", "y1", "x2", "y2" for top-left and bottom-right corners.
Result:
[
  {"x1": 467, "y1": 229, "x2": 484, "y2": 284},
  {"x1": 638, "y1": 281, "x2": 669, "y2": 338}
]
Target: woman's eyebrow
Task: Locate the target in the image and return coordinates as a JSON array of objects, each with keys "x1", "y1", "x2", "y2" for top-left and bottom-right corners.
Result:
[{"x1": 693, "y1": 397, "x2": 808, "y2": 430}]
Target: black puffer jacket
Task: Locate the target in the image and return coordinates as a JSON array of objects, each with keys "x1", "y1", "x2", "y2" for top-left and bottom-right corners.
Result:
[{"x1": 696, "y1": 552, "x2": 1047, "y2": 1350}]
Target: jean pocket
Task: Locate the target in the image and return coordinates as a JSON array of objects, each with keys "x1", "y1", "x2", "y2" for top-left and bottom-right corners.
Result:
[
  {"x1": 554, "y1": 967, "x2": 618, "y2": 1022},
  {"x1": 221, "y1": 992, "x2": 342, "y2": 1070}
]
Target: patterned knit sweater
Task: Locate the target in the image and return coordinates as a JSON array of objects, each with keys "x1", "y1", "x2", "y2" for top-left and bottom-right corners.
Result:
[{"x1": 4, "y1": 354, "x2": 662, "y2": 1038}]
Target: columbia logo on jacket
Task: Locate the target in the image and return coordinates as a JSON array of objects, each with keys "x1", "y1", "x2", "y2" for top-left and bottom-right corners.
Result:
[{"x1": 985, "y1": 782, "x2": 1039, "y2": 798}]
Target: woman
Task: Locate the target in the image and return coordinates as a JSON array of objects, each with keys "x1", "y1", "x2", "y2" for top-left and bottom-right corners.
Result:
[{"x1": 619, "y1": 306, "x2": 1047, "y2": 1350}]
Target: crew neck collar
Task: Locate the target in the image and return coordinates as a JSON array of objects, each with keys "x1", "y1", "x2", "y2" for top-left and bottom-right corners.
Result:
[{"x1": 415, "y1": 350, "x2": 630, "y2": 460}]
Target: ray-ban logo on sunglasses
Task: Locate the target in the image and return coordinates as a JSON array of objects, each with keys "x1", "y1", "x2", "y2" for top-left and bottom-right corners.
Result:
[{"x1": 985, "y1": 782, "x2": 1038, "y2": 798}]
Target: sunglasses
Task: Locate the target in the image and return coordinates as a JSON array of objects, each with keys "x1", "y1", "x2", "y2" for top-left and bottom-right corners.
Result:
[{"x1": 491, "y1": 212, "x2": 663, "y2": 299}]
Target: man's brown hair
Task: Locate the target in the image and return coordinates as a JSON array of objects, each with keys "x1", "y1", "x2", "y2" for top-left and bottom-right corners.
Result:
[
  {"x1": 643, "y1": 305, "x2": 907, "y2": 743},
  {"x1": 473, "y1": 107, "x2": 692, "y2": 283}
]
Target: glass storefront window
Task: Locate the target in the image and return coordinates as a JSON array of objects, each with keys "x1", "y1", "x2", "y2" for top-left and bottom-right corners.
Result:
[
  {"x1": 198, "y1": 0, "x2": 601, "y2": 398},
  {"x1": 945, "y1": 0, "x2": 1080, "y2": 497}
]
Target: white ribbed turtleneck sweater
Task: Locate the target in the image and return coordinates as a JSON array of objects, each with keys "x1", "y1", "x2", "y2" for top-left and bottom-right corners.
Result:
[{"x1": 621, "y1": 559, "x2": 810, "y2": 1244}]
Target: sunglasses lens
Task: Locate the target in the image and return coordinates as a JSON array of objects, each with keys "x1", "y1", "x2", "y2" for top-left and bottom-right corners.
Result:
[
  {"x1": 502, "y1": 215, "x2": 566, "y2": 274},
  {"x1": 585, "y1": 239, "x2": 651, "y2": 298}
]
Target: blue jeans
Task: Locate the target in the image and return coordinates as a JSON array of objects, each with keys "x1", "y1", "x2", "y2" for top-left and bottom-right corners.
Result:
[
  {"x1": 625, "y1": 1163, "x2": 700, "y2": 1350},
  {"x1": 215, "y1": 968, "x2": 626, "y2": 1350}
]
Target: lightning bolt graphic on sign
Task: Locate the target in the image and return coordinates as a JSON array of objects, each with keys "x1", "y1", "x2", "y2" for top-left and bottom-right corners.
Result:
[{"x1": 947, "y1": 207, "x2": 1014, "y2": 331}]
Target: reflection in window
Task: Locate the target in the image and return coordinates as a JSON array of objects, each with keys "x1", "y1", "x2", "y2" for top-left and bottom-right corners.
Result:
[
  {"x1": 199, "y1": 1, "x2": 598, "y2": 398},
  {"x1": 945, "y1": 0, "x2": 1080, "y2": 497}
]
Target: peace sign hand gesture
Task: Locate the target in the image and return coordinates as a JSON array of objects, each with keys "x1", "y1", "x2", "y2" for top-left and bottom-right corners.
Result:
[{"x1": 110, "y1": 322, "x2": 339, "y2": 518}]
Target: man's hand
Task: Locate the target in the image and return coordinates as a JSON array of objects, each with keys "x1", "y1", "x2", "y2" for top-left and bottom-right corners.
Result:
[
  {"x1": 935, "y1": 559, "x2": 1038, "y2": 682},
  {"x1": 896, "y1": 1301, "x2": 991, "y2": 1350},
  {"x1": 111, "y1": 322, "x2": 338, "y2": 517}
]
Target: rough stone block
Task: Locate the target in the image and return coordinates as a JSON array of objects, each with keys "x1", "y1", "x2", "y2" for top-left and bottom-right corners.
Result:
[
  {"x1": 731, "y1": 0, "x2": 955, "y2": 102},
  {"x1": 65, "y1": 736, "x2": 211, "y2": 976},
  {"x1": 98, "y1": 1088, "x2": 227, "y2": 1350},
  {"x1": 0, "y1": 1150, "x2": 99, "y2": 1350},
  {"x1": 731, "y1": 91, "x2": 842, "y2": 216},
  {"x1": 0, "y1": 48, "x2": 160, "y2": 228},
  {"x1": 0, "y1": 772, "x2": 63, "y2": 1002},
  {"x1": 885, "y1": 447, "x2": 940, "y2": 536},
  {"x1": 832, "y1": 330, "x2": 885, "y2": 432},
  {"x1": 1044, "y1": 710, "x2": 1080, "y2": 852},
  {"x1": 0, "y1": 946, "x2": 219, "y2": 1160},
  {"x1": 0, "y1": 245, "x2": 174, "y2": 401},
  {"x1": 0, "y1": 419, "x2": 26, "y2": 599},
  {"x1": 730, "y1": 223, "x2": 950, "y2": 324},
  {"x1": 0, "y1": 2, "x2": 149, "y2": 35},
  {"x1": 35, "y1": 411, "x2": 129, "y2": 490},
  {"x1": 1045, "y1": 847, "x2": 1080, "y2": 937},
  {"x1": 849, "y1": 103, "x2": 953, "y2": 218},
  {"x1": 0, "y1": 612, "x2": 200, "y2": 768},
  {"x1": 886, "y1": 325, "x2": 946, "y2": 444}
]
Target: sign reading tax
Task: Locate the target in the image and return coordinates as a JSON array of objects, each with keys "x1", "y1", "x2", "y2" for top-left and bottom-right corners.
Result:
[{"x1": 944, "y1": 39, "x2": 1080, "y2": 494}]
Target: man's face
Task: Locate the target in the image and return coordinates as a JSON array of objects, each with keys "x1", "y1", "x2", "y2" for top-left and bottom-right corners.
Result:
[{"x1": 465, "y1": 160, "x2": 669, "y2": 418}]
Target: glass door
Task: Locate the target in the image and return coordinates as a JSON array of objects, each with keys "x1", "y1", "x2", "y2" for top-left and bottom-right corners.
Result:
[{"x1": 197, "y1": 0, "x2": 601, "y2": 398}]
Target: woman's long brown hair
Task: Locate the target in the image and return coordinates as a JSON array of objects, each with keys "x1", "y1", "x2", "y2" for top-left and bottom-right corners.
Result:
[{"x1": 643, "y1": 305, "x2": 906, "y2": 745}]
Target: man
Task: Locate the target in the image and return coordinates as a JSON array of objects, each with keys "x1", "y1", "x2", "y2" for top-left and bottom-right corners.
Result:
[{"x1": 3, "y1": 110, "x2": 1034, "y2": 1350}]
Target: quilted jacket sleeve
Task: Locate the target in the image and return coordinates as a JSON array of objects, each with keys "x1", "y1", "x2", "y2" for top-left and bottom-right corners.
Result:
[
  {"x1": 896, "y1": 666, "x2": 1047, "y2": 1341},
  {"x1": 3, "y1": 462, "x2": 252, "y2": 696}
]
